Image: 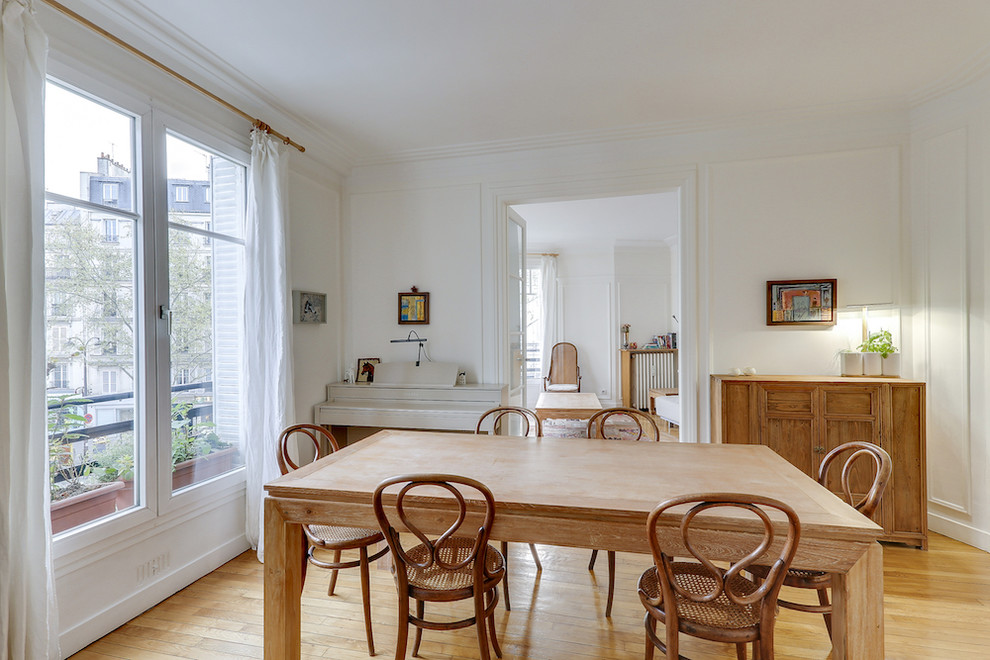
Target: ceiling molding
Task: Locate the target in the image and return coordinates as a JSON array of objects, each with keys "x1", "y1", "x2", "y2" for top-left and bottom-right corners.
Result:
[
  {"x1": 909, "y1": 42, "x2": 990, "y2": 107},
  {"x1": 63, "y1": 0, "x2": 358, "y2": 176},
  {"x1": 354, "y1": 97, "x2": 909, "y2": 168}
]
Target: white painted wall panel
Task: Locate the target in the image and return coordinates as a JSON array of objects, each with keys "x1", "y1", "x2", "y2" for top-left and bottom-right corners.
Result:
[
  {"x1": 708, "y1": 148, "x2": 902, "y2": 375},
  {"x1": 922, "y1": 128, "x2": 971, "y2": 513},
  {"x1": 559, "y1": 279, "x2": 613, "y2": 398}
]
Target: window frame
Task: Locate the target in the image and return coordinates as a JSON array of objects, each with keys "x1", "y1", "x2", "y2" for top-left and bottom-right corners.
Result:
[{"x1": 45, "y1": 71, "x2": 249, "y2": 556}]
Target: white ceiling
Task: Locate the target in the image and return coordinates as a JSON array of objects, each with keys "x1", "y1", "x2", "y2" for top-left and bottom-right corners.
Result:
[
  {"x1": 80, "y1": 0, "x2": 990, "y2": 165},
  {"x1": 515, "y1": 193, "x2": 679, "y2": 250}
]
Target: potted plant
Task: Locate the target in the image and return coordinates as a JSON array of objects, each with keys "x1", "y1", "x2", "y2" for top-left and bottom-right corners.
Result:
[
  {"x1": 170, "y1": 401, "x2": 237, "y2": 489},
  {"x1": 840, "y1": 349, "x2": 864, "y2": 376},
  {"x1": 859, "y1": 330, "x2": 899, "y2": 377},
  {"x1": 48, "y1": 394, "x2": 124, "y2": 533}
]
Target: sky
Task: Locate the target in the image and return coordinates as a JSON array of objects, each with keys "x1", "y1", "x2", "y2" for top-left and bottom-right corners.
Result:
[{"x1": 45, "y1": 81, "x2": 212, "y2": 207}]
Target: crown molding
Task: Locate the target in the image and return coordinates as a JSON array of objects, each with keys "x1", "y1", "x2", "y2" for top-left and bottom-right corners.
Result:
[
  {"x1": 58, "y1": 0, "x2": 358, "y2": 177},
  {"x1": 354, "y1": 97, "x2": 909, "y2": 168},
  {"x1": 909, "y1": 42, "x2": 990, "y2": 107}
]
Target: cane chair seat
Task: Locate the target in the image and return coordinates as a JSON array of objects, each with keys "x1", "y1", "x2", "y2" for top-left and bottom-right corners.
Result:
[
  {"x1": 405, "y1": 539, "x2": 505, "y2": 596},
  {"x1": 638, "y1": 564, "x2": 762, "y2": 631},
  {"x1": 307, "y1": 524, "x2": 385, "y2": 548}
]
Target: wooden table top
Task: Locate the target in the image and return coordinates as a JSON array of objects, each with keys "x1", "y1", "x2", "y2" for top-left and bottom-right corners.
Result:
[
  {"x1": 266, "y1": 429, "x2": 881, "y2": 546},
  {"x1": 534, "y1": 391, "x2": 603, "y2": 410}
]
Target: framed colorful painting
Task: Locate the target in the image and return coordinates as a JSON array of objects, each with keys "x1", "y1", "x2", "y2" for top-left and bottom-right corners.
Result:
[
  {"x1": 766, "y1": 279, "x2": 836, "y2": 326},
  {"x1": 398, "y1": 290, "x2": 429, "y2": 325}
]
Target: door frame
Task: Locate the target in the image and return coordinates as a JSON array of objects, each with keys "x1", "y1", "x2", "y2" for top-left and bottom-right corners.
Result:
[{"x1": 482, "y1": 166, "x2": 703, "y2": 443}]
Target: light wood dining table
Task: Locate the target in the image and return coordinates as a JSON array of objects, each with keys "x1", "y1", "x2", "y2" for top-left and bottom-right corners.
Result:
[{"x1": 264, "y1": 429, "x2": 884, "y2": 659}]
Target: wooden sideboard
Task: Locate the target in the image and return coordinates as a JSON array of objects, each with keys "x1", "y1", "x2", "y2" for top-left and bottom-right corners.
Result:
[{"x1": 711, "y1": 374, "x2": 927, "y2": 549}]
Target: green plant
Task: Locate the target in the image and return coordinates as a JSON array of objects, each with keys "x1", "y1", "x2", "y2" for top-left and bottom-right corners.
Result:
[
  {"x1": 47, "y1": 394, "x2": 94, "y2": 500},
  {"x1": 170, "y1": 400, "x2": 227, "y2": 467},
  {"x1": 859, "y1": 330, "x2": 898, "y2": 358},
  {"x1": 91, "y1": 435, "x2": 135, "y2": 483}
]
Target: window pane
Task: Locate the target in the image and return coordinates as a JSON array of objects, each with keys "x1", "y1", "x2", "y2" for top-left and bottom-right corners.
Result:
[
  {"x1": 167, "y1": 135, "x2": 245, "y2": 492},
  {"x1": 45, "y1": 82, "x2": 135, "y2": 212},
  {"x1": 45, "y1": 201, "x2": 138, "y2": 531}
]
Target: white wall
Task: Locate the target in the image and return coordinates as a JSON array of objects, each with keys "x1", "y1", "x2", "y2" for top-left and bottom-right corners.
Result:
[
  {"x1": 911, "y1": 74, "x2": 990, "y2": 552},
  {"x1": 555, "y1": 248, "x2": 614, "y2": 399}
]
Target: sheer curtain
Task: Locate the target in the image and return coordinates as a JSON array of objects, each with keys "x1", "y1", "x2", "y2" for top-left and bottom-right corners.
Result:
[
  {"x1": 242, "y1": 130, "x2": 294, "y2": 561},
  {"x1": 0, "y1": 1, "x2": 60, "y2": 657},
  {"x1": 539, "y1": 254, "x2": 558, "y2": 375}
]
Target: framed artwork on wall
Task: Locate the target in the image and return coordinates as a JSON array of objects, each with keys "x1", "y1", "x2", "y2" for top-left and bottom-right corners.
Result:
[
  {"x1": 766, "y1": 279, "x2": 836, "y2": 326},
  {"x1": 356, "y1": 357, "x2": 380, "y2": 383},
  {"x1": 398, "y1": 288, "x2": 429, "y2": 325},
  {"x1": 293, "y1": 290, "x2": 327, "y2": 324}
]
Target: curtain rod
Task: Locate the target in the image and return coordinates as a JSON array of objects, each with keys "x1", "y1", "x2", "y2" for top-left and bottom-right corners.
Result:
[
  {"x1": 528, "y1": 252, "x2": 559, "y2": 257},
  {"x1": 40, "y1": 0, "x2": 306, "y2": 153}
]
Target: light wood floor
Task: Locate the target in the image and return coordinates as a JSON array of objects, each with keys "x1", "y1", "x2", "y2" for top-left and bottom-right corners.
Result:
[{"x1": 70, "y1": 533, "x2": 990, "y2": 660}]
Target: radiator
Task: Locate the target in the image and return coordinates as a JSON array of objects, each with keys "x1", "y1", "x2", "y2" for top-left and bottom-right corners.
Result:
[{"x1": 631, "y1": 352, "x2": 678, "y2": 409}]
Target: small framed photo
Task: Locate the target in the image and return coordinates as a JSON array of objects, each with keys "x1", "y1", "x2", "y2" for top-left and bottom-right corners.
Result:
[
  {"x1": 356, "y1": 357, "x2": 380, "y2": 383},
  {"x1": 398, "y1": 290, "x2": 430, "y2": 325},
  {"x1": 293, "y1": 290, "x2": 327, "y2": 324},
  {"x1": 767, "y1": 279, "x2": 836, "y2": 326}
]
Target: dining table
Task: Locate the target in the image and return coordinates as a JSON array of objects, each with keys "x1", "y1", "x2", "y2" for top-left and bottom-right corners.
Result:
[{"x1": 264, "y1": 429, "x2": 884, "y2": 659}]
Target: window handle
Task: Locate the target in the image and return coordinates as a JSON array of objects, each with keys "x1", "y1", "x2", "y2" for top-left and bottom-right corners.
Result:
[{"x1": 160, "y1": 305, "x2": 172, "y2": 335}]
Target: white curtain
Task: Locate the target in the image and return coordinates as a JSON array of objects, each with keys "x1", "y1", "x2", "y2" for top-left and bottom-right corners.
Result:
[
  {"x1": 0, "y1": 1, "x2": 59, "y2": 657},
  {"x1": 242, "y1": 130, "x2": 294, "y2": 562},
  {"x1": 539, "y1": 254, "x2": 557, "y2": 376}
]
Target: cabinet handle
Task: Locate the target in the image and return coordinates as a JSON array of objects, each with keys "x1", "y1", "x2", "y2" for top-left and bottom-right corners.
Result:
[{"x1": 814, "y1": 446, "x2": 825, "y2": 454}]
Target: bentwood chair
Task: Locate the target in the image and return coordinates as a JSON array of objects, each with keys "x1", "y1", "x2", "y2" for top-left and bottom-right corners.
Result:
[
  {"x1": 276, "y1": 424, "x2": 388, "y2": 656},
  {"x1": 475, "y1": 407, "x2": 544, "y2": 611},
  {"x1": 373, "y1": 474, "x2": 506, "y2": 660},
  {"x1": 638, "y1": 493, "x2": 801, "y2": 660},
  {"x1": 585, "y1": 407, "x2": 661, "y2": 616},
  {"x1": 749, "y1": 441, "x2": 891, "y2": 638},
  {"x1": 543, "y1": 341, "x2": 581, "y2": 392}
]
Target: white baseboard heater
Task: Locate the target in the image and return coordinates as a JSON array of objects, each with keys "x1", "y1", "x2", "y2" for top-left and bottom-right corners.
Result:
[{"x1": 631, "y1": 351, "x2": 678, "y2": 410}]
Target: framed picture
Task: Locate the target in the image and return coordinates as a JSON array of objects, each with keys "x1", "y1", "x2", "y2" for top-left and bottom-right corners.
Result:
[
  {"x1": 356, "y1": 357, "x2": 380, "y2": 383},
  {"x1": 293, "y1": 290, "x2": 327, "y2": 324},
  {"x1": 398, "y1": 290, "x2": 430, "y2": 325},
  {"x1": 767, "y1": 279, "x2": 836, "y2": 326}
]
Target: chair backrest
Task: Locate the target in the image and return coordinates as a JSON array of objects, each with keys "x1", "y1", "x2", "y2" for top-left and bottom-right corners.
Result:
[
  {"x1": 587, "y1": 407, "x2": 660, "y2": 441},
  {"x1": 645, "y1": 493, "x2": 801, "y2": 630},
  {"x1": 373, "y1": 474, "x2": 499, "y2": 583},
  {"x1": 276, "y1": 424, "x2": 340, "y2": 475},
  {"x1": 546, "y1": 342, "x2": 580, "y2": 386},
  {"x1": 475, "y1": 406, "x2": 542, "y2": 437},
  {"x1": 816, "y1": 441, "x2": 892, "y2": 518}
]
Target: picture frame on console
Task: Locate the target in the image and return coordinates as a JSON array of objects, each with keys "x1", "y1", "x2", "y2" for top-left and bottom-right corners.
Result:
[{"x1": 356, "y1": 358, "x2": 380, "y2": 383}]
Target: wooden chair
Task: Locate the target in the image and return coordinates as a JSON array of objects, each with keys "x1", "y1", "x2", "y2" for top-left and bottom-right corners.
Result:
[
  {"x1": 475, "y1": 407, "x2": 543, "y2": 611},
  {"x1": 543, "y1": 341, "x2": 581, "y2": 392},
  {"x1": 638, "y1": 493, "x2": 801, "y2": 660},
  {"x1": 585, "y1": 406, "x2": 661, "y2": 616},
  {"x1": 749, "y1": 441, "x2": 891, "y2": 638},
  {"x1": 276, "y1": 424, "x2": 388, "y2": 656},
  {"x1": 373, "y1": 474, "x2": 506, "y2": 660}
]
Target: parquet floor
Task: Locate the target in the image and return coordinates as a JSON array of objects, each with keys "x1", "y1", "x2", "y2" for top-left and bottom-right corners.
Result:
[{"x1": 70, "y1": 533, "x2": 990, "y2": 659}]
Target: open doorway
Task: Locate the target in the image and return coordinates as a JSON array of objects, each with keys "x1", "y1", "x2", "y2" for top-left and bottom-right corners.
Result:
[{"x1": 510, "y1": 193, "x2": 681, "y2": 431}]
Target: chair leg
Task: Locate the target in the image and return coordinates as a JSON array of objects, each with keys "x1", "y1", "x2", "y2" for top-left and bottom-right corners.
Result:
[
  {"x1": 500, "y1": 541, "x2": 511, "y2": 611},
  {"x1": 412, "y1": 600, "x2": 424, "y2": 657},
  {"x1": 588, "y1": 549, "x2": 599, "y2": 571},
  {"x1": 474, "y1": 588, "x2": 492, "y2": 660},
  {"x1": 359, "y1": 546, "x2": 375, "y2": 656},
  {"x1": 644, "y1": 614, "x2": 657, "y2": 660},
  {"x1": 818, "y1": 587, "x2": 833, "y2": 638},
  {"x1": 394, "y1": 595, "x2": 409, "y2": 660},
  {"x1": 528, "y1": 543, "x2": 542, "y2": 571},
  {"x1": 735, "y1": 641, "x2": 747, "y2": 659},
  {"x1": 605, "y1": 550, "x2": 616, "y2": 618},
  {"x1": 487, "y1": 588, "x2": 503, "y2": 658},
  {"x1": 327, "y1": 549, "x2": 341, "y2": 596}
]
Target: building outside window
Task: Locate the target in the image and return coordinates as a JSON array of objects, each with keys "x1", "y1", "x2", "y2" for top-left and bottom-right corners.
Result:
[
  {"x1": 102, "y1": 370, "x2": 117, "y2": 394},
  {"x1": 103, "y1": 218, "x2": 118, "y2": 242},
  {"x1": 102, "y1": 182, "x2": 118, "y2": 204},
  {"x1": 174, "y1": 185, "x2": 189, "y2": 202}
]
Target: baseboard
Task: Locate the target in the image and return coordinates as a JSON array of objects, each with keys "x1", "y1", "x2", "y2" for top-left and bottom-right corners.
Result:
[
  {"x1": 58, "y1": 534, "x2": 250, "y2": 657},
  {"x1": 928, "y1": 511, "x2": 990, "y2": 552}
]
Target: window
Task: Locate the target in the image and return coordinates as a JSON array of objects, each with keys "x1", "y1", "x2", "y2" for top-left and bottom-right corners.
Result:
[
  {"x1": 525, "y1": 263, "x2": 543, "y2": 380},
  {"x1": 44, "y1": 80, "x2": 247, "y2": 535},
  {"x1": 175, "y1": 368, "x2": 191, "y2": 385},
  {"x1": 103, "y1": 218, "x2": 118, "y2": 242},
  {"x1": 102, "y1": 182, "x2": 119, "y2": 204},
  {"x1": 204, "y1": 187, "x2": 210, "y2": 204}
]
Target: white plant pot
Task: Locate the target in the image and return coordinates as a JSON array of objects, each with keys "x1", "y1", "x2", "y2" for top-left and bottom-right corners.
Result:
[
  {"x1": 841, "y1": 352, "x2": 863, "y2": 376},
  {"x1": 862, "y1": 353, "x2": 883, "y2": 376},
  {"x1": 882, "y1": 353, "x2": 901, "y2": 377}
]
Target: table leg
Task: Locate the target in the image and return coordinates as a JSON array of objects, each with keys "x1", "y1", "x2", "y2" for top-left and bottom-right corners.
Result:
[
  {"x1": 831, "y1": 541, "x2": 884, "y2": 659},
  {"x1": 264, "y1": 497, "x2": 303, "y2": 659}
]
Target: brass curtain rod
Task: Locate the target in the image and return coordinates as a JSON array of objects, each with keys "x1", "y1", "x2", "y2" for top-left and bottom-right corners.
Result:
[
  {"x1": 528, "y1": 252, "x2": 559, "y2": 257},
  {"x1": 40, "y1": 0, "x2": 305, "y2": 153}
]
